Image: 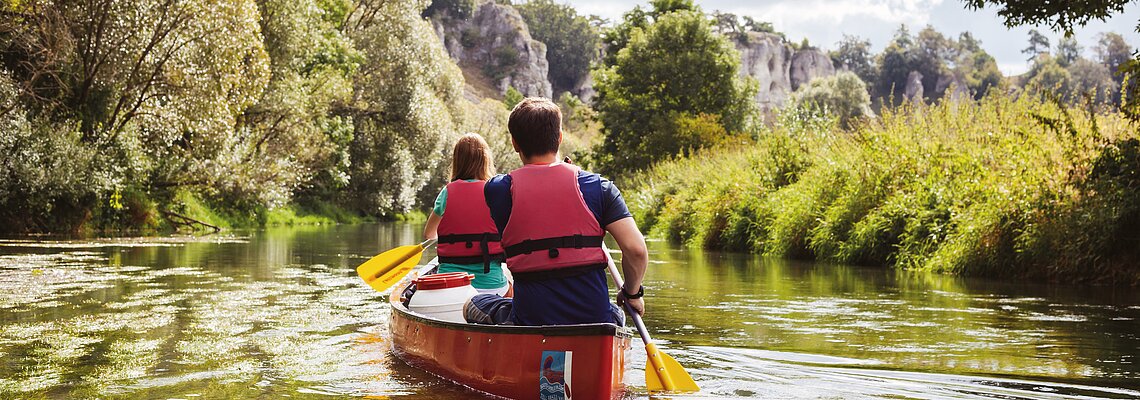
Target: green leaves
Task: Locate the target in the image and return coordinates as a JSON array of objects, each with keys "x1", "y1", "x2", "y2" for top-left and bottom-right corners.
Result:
[{"x1": 594, "y1": 9, "x2": 756, "y2": 175}]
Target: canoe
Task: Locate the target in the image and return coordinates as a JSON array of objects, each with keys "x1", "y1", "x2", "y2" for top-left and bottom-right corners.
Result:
[{"x1": 388, "y1": 261, "x2": 633, "y2": 399}]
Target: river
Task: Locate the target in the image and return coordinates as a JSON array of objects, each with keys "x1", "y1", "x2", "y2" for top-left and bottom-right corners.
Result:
[{"x1": 0, "y1": 223, "x2": 1137, "y2": 399}]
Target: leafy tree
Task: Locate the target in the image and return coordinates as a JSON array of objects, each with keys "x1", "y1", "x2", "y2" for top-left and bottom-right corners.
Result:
[
  {"x1": 343, "y1": 0, "x2": 467, "y2": 215},
  {"x1": 960, "y1": 50, "x2": 1004, "y2": 99},
  {"x1": 593, "y1": 9, "x2": 756, "y2": 174},
  {"x1": 831, "y1": 35, "x2": 878, "y2": 88},
  {"x1": 1025, "y1": 54, "x2": 1072, "y2": 97},
  {"x1": 423, "y1": 0, "x2": 476, "y2": 18},
  {"x1": 599, "y1": 0, "x2": 696, "y2": 67},
  {"x1": 875, "y1": 26, "x2": 915, "y2": 103},
  {"x1": 790, "y1": 71, "x2": 873, "y2": 129},
  {"x1": 966, "y1": 0, "x2": 1140, "y2": 118},
  {"x1": 516, "y1": 0, "x2": 600, "y2": 94},
  {"x1": 1055, "y1": 36, "x2": 1083, "y2": 67},
  {"x1": 1068, "y1": 58, "x2": 1118, "y2": 104},
  {"x1": 1094, "y1": 32, "x2": 1132, "y2": 80},
  {"x1": 1022, "y1": 29, "x2": 1051, "y2": 62},
  {"x1": 964, "y1": 0, "x2": 1134, "y2": 34}
]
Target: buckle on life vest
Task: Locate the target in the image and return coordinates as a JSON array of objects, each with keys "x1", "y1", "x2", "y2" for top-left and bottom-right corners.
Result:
[
  {"x1": 466, "y1": 241, "x2": 473, "y2": 248},
  {"x1": 548, "y1": 248, "x2": 559, "y2": 258}
]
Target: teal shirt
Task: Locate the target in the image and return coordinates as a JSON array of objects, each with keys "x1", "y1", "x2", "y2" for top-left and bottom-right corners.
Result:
[{"x1": 434, "y1": 181, "x2": 507, "y2": 289}]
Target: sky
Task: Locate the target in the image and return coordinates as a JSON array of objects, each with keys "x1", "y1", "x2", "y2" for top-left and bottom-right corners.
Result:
[{"x1": 561, "y1": 0, "x2": 1140, "y2": 75}]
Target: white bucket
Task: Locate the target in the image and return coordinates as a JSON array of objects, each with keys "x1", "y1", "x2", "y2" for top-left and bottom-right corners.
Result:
[{"x1": 408, "y1": 272, "x2": 478, "y2": 323}]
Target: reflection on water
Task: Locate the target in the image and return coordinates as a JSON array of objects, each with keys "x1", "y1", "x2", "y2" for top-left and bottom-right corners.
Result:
[{"x1": 0, "y1": 224, "x2": 1137, "y2": 399}]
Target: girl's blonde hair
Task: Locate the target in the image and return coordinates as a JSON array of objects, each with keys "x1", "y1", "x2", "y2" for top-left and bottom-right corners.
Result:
[{"x1": 450, "y1": 133, "x2": 495, "y2": 181}]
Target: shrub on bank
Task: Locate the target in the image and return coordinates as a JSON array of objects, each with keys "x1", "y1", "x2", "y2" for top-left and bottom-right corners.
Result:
[{"x1": 626, "y1": 92, "x2": 1140, "y2": 284}]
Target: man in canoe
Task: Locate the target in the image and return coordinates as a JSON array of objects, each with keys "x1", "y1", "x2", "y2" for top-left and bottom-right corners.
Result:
[{"x1": 464, "y1": 97, "x2": 649, "y2": 326}]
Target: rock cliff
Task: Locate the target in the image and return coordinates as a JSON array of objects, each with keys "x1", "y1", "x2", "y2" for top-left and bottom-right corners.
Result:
[
  {"x1": 432, "y1": 1, "x2": 552, "y2": 98},
  {"x1": 735, "y1": 32, "x2": 836, "y2": 112}
]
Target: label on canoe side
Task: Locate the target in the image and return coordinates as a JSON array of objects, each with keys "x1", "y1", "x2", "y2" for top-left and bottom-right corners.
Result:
[{"x1": 539, "y1": 350, "x2": 573, "y2": 400}]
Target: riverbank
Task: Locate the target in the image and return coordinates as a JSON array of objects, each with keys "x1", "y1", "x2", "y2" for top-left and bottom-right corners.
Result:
[
  {"x1": 626, "y1": 92, "x2": 1140, "y2": 285},
  {"x1": 0, "y1": 188, "x2": 426, "y2": 236}
]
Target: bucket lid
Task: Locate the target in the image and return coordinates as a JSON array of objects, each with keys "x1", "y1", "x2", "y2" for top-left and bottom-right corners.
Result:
[{"x1": 414, "y1": 272, "x2": 474, "y2": 290}]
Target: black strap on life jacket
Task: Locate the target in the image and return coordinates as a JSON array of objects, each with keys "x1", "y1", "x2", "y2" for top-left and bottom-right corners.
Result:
[
  {"x1": 503, "y1": 234, "x2": 604, "y2": 259},
  {"x1": 438, "y1": 232, "x2": 502, "y2": 273},
  {"x1": 510, "y1": 262, "x2": 607, "y2": 282}
]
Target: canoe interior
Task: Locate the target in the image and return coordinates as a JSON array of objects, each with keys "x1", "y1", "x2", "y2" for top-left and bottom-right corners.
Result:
[{"x1": 388, "y1": 270, "x2": 633, "y2": 400}]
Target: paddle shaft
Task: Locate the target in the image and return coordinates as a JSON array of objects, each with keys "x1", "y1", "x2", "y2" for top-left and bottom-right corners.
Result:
[
  {"x1": 603, "y1": 245, "x2": 686, "y2": 391},
  {"x1": 605, "y1": 255, "x2": 652, "y2": 344}
]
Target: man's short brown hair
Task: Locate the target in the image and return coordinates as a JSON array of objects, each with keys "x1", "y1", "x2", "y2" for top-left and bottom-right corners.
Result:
[{"x1": 508, "y1": 97, "x2": 561, "y2": 157}]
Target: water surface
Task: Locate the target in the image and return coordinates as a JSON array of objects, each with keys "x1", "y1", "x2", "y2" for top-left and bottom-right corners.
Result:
[{"x1": 0, "y1": 223, "x2": 1136, "y2": 399}]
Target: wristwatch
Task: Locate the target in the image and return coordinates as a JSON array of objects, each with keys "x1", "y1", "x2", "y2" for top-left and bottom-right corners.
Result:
[{"x1": 622, "y1": 285, "x2": 644, "y2": 299}]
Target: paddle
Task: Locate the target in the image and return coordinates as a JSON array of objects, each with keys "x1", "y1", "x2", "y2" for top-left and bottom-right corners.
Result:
[
  {"x1": 603, "y1": 245, "x2": 699, "y2": 393},
  {"x1": 356, "y1": 239, "x2": 436, "y2": 292}
]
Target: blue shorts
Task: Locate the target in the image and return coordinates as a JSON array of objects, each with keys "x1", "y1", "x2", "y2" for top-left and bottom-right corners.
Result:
[{"x1": 464, "y1": 294, "x2": 626, "y2": 326}]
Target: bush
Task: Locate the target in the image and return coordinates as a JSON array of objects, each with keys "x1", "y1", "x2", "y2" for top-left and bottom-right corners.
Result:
[
  {"x1": 789, "y1": 71, "x2": 874, "y2": 129},
  {"x1": 627, "y1": 91, "x2": 1140, "y2": 284}
]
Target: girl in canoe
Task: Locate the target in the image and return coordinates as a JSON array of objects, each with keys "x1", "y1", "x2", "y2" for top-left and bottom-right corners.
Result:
[{"x1": 424, "y1": 133, "x2": 511, "y2": 296}]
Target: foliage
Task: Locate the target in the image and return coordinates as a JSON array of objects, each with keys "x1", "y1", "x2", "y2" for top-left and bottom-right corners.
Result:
[
  {"x1": 598, "y1": 0, "x2": 696, "y2": 68},
  {"x1": 423, "y1": 0, "x2": 475, "y2": 19},
  {"x1": 515, "y1": 0, "x2": 600, "y2": 95},
  {"x1": 1025, "y1": 54, "x2": 1072, "y2": 95},
  {"x1": 1055, "y1": 36, "x2": 1082, "y2": 67},
  {"x1": 965, "y1": 0, "x2": 1134, "y2": 34},
  {"x1": 627, "y1": 91, "x2": 1140, "y2": 284},
  {"x1": 1067, "y1": 58, "x2": 1118, "y2": 104},
  {"x1": 593, "y1": 9, "x2": 756, "y2": 174},
  {"x1": 1022, "y1": 29, "x2": 1051, "y2": 62},
  {"x1": 969, "y1": 0, "x2": 1140, "y2": 119},
  {"x1": 830, "y1": 35, "x2": 878, "y2": 87},
  {"x1": 343, "y1": 0, "x2": 467, "y2": 216},
  {"x1": 875, "y1": 25, "x2": 1005, "y2": 104},
  {"x1": 790, "y1": 71, "x2": 873, "y2": 129}
]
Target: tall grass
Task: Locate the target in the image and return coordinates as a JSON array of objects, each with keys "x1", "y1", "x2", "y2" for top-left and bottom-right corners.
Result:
[{"x1": 626, "y1": 92, "x2": 1140, "y2": 284}]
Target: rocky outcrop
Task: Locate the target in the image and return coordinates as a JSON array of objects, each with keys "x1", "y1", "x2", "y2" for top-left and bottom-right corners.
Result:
[
  {"x1": 790, "y1": 49, "x2": 836, "y2": 91},
  {"x1": 905, "y1": 71, "x2": 924, "y2": 103},
  {"x1": 936, "y1": 73, "x2": 970, "y2": 101},
  {"x1": 432, "y1": 1, "x2": 552, "y2": 98},
  {"x1": 736, "y1": 32, "x2": 794, "y2": 111},
  {"x1": 735, "y1": 32, "x2": 836, "y2": 113}
]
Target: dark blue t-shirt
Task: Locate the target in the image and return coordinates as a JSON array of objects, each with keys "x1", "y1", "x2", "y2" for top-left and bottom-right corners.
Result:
[{"x1": 484, "y1": 169, "x2": 632, "y2": 325}]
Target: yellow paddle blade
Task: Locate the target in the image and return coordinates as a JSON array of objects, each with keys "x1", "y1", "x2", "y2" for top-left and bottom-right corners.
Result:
[
  {"x1": 644, "y1": 342, "x2": 699, "y2": 393},
  {"x1": 356, "y1": 243, "x2": 427, "y2": 292}
]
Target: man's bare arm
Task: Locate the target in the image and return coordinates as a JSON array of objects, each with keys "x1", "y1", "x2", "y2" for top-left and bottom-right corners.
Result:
[{"x1": 606, "y1": 216, "x2": 647, "y2": 315}]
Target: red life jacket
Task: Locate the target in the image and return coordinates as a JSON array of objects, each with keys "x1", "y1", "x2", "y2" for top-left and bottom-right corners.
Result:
[
  {"x1": 501, "y1": 163, "x2": 606, "y2": 278},
  {"x1": 437, "y1": 180, "x2": 503, "y2": 272}
]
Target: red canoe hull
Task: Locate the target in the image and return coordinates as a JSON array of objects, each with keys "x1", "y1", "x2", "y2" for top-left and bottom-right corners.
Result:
[{"x1": 389, "y1": 287, "x2": 632, "y2": 399}]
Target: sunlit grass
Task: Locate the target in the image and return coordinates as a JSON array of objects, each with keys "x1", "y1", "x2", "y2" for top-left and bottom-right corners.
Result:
[{"x1": 628, "y1": 92, "x2": 1140, "y2": 283}]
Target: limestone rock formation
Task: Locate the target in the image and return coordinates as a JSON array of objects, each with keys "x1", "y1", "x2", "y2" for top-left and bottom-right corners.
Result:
[
  {"x1": 735, "y1": 32, "x2": 836, "y2": 113},
  {"x1": 790, "y1": 48, "x2": 836, "y2": 91},
  {"x1": 905, "y1": 71, "x2": 924, "y2": 103},
  {"x1": 936, "y1": 73, "x2": 971, "y2": 101},
  {"x1": 432, "y1": 1, "x2": 552, "y2": 98},
  {"x1": 735, "y1": 32, "x2": 794, "y2": 111}
]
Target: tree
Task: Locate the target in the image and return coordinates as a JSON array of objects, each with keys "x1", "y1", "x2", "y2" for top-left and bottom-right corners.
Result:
[
  {"x1": 875, "y1": 26, "x2": 915, "y2": 103},
  {"x1": 343, "y1": 0, "x2": 468, "y2": 215},
  {"x1": 1055, "y1": 36, "x2": 1083, "y2": 67},
  {"x1": 1094, "y1": 32, "x2": 1132, "y2": 79},
  {"x1": 964, "y1": 0, "x2": 1140, "y2": 118},
  {"x1": 1025, "y1": 54, "x2": 1072, "y2": 98},
  {"x1": 516, "y1": 0, "x2": 601, "y2": 95},
  {"x1": 1022, "y1": 29, "x2": 1051, "y2": 62},
  {"x1": 599, "y1": 0, "x2": 696, "y2": 67},
  {"x1": 965, "y1": 0, "x2": 1134, "y2": 34},
  {"x1": 790, "y1": 71, "x2": 873, "y2": 129},
  {"x1": 593, "y1": 10, "x2": 756, "y2": 174},
  {"x1": 831, "y1": 35, "x2": 878, "y2": 88},
  {"x1": 1068, "y1": 58, "x2": 1118, "y2": 104}
]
